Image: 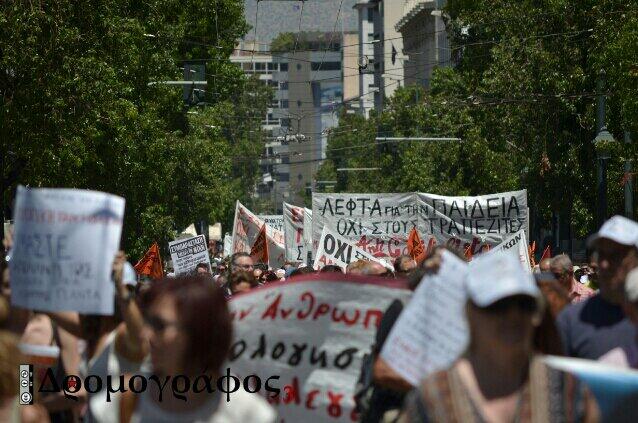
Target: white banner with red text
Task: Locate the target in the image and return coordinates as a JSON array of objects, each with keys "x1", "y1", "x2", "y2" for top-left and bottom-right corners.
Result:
[
  {"x1": 228, "y1": 274, "x2": 412, "y2": 422},
  {"x1": 231, "y1": 201, "x2": 286, "y2": 268}
]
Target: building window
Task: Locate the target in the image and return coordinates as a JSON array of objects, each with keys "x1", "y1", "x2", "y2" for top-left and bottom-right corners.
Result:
[
  {"x1": 311, "y1": 62, "x2": 341, "y2": 71},
  {"x1": 280, "y1": 99, "x2": 289, "y2": 108},
  {"x1": 255, "y1": 62, "x2": 266, "y2": 72},
  {"x1": 280, "y1": 81, "x2": 289, "y2": 90},
  {"x1": 268, "y1": 63, "x2": 277, "y2": 71},
  {"x1": 296, "y1": 63, "x2": 302, "y2": 70},
  {"x1": 280, "y1": 63, "x2": 289, "y2": 72},
  {"x1": 281, "y1": 118, "x2": 290, "y2": 127},
  {"x1": 367, "y1": 8, "x2": 374, "y2": 22}
]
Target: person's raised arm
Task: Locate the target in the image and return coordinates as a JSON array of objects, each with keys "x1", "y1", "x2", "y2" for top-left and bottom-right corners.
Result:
[
  {"x1": 45, "y1": 311, "x2": 82, "y2": 338},
  {"x1": 112, "y1": 251, "x2": 147, "y2": 362}
]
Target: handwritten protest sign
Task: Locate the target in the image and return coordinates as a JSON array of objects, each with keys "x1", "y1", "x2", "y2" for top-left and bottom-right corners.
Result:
[
  {"x1": 303, "y1": 207, "x2": 313, "y2": 262},
  {"x1": 483, "y1": 229, "x2": 531, "y2": 272},
  {"x1": 312, "y1": 191, "x2": 528, "y2": 259},
  {"x1": 228, "y1": 274, "x2": 412, "y2": 422},
  {"x1": 168, "y1": 235, "x2": 210, "y2": 275},
  {"x1": 258, "y1": 214, "x2": 284, "y2": 232},
  {"x1": 313, "y1": 227, "x2": 394, "y2": 272},
  {"x1": 381, "y1": 250, "x2": 469, "y2": 386},
  {"x1": 284, "y1": 203, "x2": 311, "y2": 262},
  {"x1": 231, "y1": 201, "x2": 285, "y2": 267},
  {"x1": 10, "y1": 186, "x2": 125, "y2": 314}
]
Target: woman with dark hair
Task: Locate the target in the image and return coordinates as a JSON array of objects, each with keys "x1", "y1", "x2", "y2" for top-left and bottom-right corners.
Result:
[
  {"x1": 229, "y1": 270, "x2": 259, "y2": 295},
  {"x1": 121, "y1": 276, "x2": 275, "y2": 422}
]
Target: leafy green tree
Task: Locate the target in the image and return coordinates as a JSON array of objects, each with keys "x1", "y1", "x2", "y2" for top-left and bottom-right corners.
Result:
[{"x1": 0, "y1": 0, "x2": 270, "y2": 258}]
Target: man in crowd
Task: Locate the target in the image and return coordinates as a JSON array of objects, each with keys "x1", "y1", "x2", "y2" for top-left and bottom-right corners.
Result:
[
  {"x1": 600, "y1": 267, "x2": 638, "y2": 368},
  {"x1": 550, "y1": 254, "x2": 594, "y2": 303},
  {"x1": 539, "y1": 257, "x2": 552, "y2": 272},
  {"x1": 229, "y1": 252, "x2": 254, "y2": 275},
  {"x1": 394, "y1": 255, "x2": 417, "y2": 278},
  {"x1": 557, "y1": 215, "x2": 638, "y2": 359}
]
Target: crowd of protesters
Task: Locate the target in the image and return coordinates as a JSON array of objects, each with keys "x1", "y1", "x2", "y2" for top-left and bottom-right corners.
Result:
[{"x1": 1, "y1": 215, "x2": 638, "y2": 421}]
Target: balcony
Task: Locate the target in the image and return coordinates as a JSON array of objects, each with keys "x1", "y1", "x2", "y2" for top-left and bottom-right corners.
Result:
[{"x1": 396, "y1": 0, "x2": 436, "y2": 33}]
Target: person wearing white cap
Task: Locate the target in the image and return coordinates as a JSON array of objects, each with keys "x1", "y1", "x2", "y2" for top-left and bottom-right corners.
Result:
[
  {"x1": 401, "y1": 253, "x2": 599, "y2": 422},
  {"x1": 599, "y1": 267, "x2": 638, "y2": 369},
  {"x1": 556, "y1": 215, "x2": 638, "y2": 360}
]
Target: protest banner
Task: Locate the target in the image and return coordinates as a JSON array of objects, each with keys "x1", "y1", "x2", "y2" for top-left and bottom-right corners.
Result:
[
  {"x1": 313, "y1": 227, "x2": 394, "y2": 272},
  {"x1": 284, "y1": 202, "x2": 310, "y2": 262},
  {"x1": 311, "y1": 191, "x2": 528, "y2": 259},
  {"x1": 258, "y1": 214, "x2": 285, "y2": 232},
  {"x1": 303, "y1": 207, "x2": 313, "y2": 262},
  {"x1": 483, "y1": 228, "x2": 532, "y2": 271},
  {"x1": 168, "y1": 235, "x2": 210, "y2": 275},
  {"x1": 231, "y1": 201, "x2": 285, "y2": 267},
  {"x1": 10, "y1": 186, "x2": 125, "y2": 314},
  {"x1": 250, "y1": 224, "x2": 269, "y2": 264},
  {"x1": 381, "y1": 250, "x2": 469, "y2": 386},
  {"x1": 228, "y1": 273, "x2": 412, "y2": 422}
]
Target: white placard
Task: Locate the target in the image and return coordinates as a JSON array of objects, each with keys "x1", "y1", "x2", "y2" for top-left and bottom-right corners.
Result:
[
  {"x1": 380, "y1": 250, "x2": 469, "y2": 386},
  {"x1": 223, "y1": 234, "x2": 233, "y2": 258},
  {"x1": 231, "y1": 201, "x2": 285, "y2": 268},
  {"x1": 228, "y1": 274, "x2": 412, "y2": 422},
  {"x1": 168, "y1": 235, "x2": 210, "y2": 275},
  {"x1": 484, "y1": 228, "x2": 531, "y2": 272},
  {"x1": 283, "y1": 203, "x2": 307, "y2": 262},
  {"x1": 313, "y1": 227, "x2": 393, "y2": 272},
  {"x1": 258, "y1": 215, "x2": 284, "y2": 232},
  {"x1": 10, "y1": 186, "x2": 125, "y2": 314}
]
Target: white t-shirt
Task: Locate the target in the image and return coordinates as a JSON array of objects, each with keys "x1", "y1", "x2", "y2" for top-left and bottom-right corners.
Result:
[{"x1": 131, "y1": 387, "x2": 276, "y2": 423}]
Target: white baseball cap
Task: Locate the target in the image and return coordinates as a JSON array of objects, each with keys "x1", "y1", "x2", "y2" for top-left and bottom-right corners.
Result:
[
  {"x1": 587, "y1": 215, "x2": 638, "y2": 248},
  {"x1": 466, "y1": 252, "x2": 540, "y2": 307},
  {"x1": 626, "y1": 268, "x2": 638, "y2": 303}
]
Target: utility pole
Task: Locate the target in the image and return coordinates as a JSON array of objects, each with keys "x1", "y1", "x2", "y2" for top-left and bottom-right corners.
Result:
[{"x1": 595, "y1": 70, "x2": 608, "y2": 227}]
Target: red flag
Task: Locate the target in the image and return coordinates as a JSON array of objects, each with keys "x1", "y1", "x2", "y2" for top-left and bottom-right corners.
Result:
[
  {"x1": 250, "y1": 224, "x2": 269, "y2": 264},
  {"x1": 464, "y1": 244, "x2": 473, "y2": 261},
  {"x1": 134, "y1": 242, "x2": 163, "y2": 280},
  {"x1": 407, "y1": 227, "x2": 426, "y2": 264},
  {"x1": 540, "y1": 245, "x2": 552, "y2": 261},
  {"x1": 528, "y1": 241, "x2": 537, "y2": 267}
]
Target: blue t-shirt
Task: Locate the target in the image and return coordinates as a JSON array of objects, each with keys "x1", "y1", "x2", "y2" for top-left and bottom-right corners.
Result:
[{"x1": 556, "y1": 294, "x2": 636, "y2": 360}]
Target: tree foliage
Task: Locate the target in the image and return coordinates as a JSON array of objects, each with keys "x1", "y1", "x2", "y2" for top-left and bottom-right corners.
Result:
[
  {"x1": 318, "y1": 0, "x2": 638, "y2": 239},
  {"x1": 0, "y1": 0, "x2": 271, "y2": 258}
]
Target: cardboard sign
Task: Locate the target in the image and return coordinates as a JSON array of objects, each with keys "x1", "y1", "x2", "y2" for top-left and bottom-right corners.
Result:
[
  {"x1": 258, "y1": 215, "x2": 285, "y2": 232},
  {"x1": 313, "y1": 227, "x2": 393, "y2": 272},
  {"x1": 312, "y1": 191, "x2": 528, "y2": 259},
  {"x1": 228, "y1": 274, "x2": 412, "y2": 422},
  {"x1": 168, "y1": 235, "x2": 210, "y2": 275},
  {"x1": 381, "y1": 250, "x2": 469, "y2": 386},
  {"x1": 231, "y1": 201, "x2": 285, "y2": 267},
  {"x1": 10, "y1": 186, "x2": 125, "y2": 314}
]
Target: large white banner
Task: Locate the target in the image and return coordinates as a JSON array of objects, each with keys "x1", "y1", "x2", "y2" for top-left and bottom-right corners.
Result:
[
  {"x1": 223, "y1": 234, "x2": 233, "y2": 258},
  {"x1": 228, "y1": 274, "x2": 412, "y2": 422},
  {"x1": 168, "y1": 235, "x2": 211, "y2": 275},
  {"x1": 381, "y1": 250, "x2": 469, "y2": 386},
  {"x1": 313, "y1": 227, "x2": 394, "y2": 272},
  {"x1": 258, "y1": 215, "x2": 284, "y2": 232},
  {"x1": 231, "y1": 201, "x2": 285, "y2": 268},
  {"x1": 283, "y1": 203, "x2": 312, "y2": 263},
  {"x1": 10, "y1": 186, "x2": 125, "y2": 315},
  {"x1": 312, "y1": 191, "x2": 528, "y2": 259}
]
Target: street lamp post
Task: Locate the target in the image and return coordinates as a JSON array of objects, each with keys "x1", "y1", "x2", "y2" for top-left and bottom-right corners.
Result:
[{"x1": 593, "y1": 127, "x2": 616, "y2": 226}]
